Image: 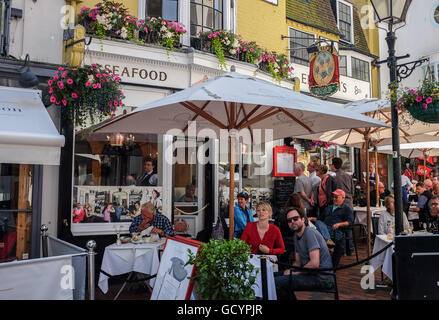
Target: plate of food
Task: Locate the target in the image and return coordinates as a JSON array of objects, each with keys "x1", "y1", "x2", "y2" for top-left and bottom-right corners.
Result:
[{"x1": 120, "y1": 236, "x2": 131, "y2": 244}]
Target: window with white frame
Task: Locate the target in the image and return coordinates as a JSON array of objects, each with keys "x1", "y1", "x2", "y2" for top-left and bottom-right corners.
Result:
[
  {"x1": 190, "y1": 0, "x2": 223, "y2": 38},
  {"x1": 337, "y1": 0, "x2": 353, "y2": 43},
  {"x1": 352, "y1": 57, "x2": 370, "y2": 82},
  {"x1": 144, "y1": 0, "x2": 179, "y2": 21},
  {"x1": 289, "y1": 28, "x2": 315, "y2": 66},
  {"x1": 433, "y1": 5, "x2": 439, "y2": 26},
  {"x1": 339, "y1": 55, "x2": 347, "y2": 76}
]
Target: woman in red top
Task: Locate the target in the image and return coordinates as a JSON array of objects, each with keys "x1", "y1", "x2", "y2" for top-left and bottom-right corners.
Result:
[{"x1": 241, "y1": 202, "x2": 285, "y2": 255}]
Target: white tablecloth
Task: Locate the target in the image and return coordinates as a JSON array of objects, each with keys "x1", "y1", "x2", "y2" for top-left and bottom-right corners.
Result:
[
  {"x1": 98, "y1": 240, "x2": 166, "y2": 294},
  {"x1": 371, "y1": 235, "x2": 394, "y2": 281},
  {"x1": 353, "y1": 207, "x2": 387, "y2": 232},
  {"x1": 249, "y1": 255, "x2": 277, "y2": 300}
]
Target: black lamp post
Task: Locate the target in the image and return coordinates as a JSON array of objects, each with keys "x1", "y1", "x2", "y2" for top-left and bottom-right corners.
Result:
[{"x1": 370, "y1": 0, "x2": 428, "y2": 235}]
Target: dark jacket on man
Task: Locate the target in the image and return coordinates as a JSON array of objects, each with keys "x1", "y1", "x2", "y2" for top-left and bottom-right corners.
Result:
[{"x1": 333, "y1": 169, "x2": 354, "y2": 208}]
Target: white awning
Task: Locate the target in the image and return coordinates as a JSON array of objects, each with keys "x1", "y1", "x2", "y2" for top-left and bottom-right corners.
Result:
[{"x1": 0, "y1": 86, "x2": 65, "y2": 165}]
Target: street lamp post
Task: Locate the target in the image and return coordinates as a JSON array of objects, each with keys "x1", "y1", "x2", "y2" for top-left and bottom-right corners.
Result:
[{"x1": 370, "y1": 0, "x2": 428, "y2": 235}]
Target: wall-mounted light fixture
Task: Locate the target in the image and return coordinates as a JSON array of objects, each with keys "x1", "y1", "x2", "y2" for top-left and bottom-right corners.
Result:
[{"x1": 18, "y1": 54, "x2": 39, "y2": 88}]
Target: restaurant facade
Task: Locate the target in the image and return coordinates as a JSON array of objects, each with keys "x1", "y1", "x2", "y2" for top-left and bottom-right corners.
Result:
[{"x1": 1, "y1": 0, "x2": 386, "y2": 265}]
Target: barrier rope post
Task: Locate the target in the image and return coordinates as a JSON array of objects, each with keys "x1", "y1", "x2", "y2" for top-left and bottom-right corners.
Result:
[
  {"x1": 40, "y1": 224, "x2": 49, "y2": 258},
  {"x1": 86, "y1": 240, "x2": 97, "y2": 300},
  {"x1": 259, "y1": 256, "x2": 269, "y2": 300}
]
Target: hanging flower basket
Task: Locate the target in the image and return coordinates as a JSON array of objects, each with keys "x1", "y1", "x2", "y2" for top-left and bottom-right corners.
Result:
[
  {"x1": 394, "y1": 79, "x2": 439, "y2": 123},
  {"x1": 406, "y1": 101, "x2": 439, "y2": 123},
  {"x1": 46, "y1": 64, "x2": 125, "y2": 129}
]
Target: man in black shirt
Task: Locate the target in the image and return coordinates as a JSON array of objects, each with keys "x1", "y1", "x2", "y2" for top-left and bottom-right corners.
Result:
[{"x1": 370, "y1": 182, "x2": 391, "y2": 207}]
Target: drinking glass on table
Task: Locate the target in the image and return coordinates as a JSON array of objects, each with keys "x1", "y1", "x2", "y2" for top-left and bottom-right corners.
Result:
[{"x1": 408, "y1": 222, "x2": 414, "y2": 234}]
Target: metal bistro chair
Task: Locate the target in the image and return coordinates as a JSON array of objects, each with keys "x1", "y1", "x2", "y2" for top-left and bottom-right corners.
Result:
[
  {"x1": 341, "y1": 210, "x2": 365, "y2": 263},
  {"x1": 292, "y1": 270, "x2": 339, "y2": 300}
]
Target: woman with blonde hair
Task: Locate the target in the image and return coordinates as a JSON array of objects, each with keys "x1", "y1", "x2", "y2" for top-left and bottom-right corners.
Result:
[{"x1": 241, "y1": 202, "x2": 285, "y2": 255}]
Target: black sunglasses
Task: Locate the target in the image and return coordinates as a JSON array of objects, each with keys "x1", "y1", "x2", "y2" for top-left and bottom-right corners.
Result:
[{"x1": 287, "y1": 216, "x2": 300, "y2": 223}]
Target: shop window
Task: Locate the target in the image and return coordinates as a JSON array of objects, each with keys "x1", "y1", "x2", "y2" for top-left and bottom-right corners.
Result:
[
  {"x1": 352, "y1": 57, "x2": 370, "y2": 82},
  {"x1": 433, "y1": 5, "x2": 439, "y2": 26},
  {"x1": 144, "y1": 0, "x2": 178, "y2": 21},
  {"x1": 190, "y1": 0, "x2": 223, "y2": 40},
  {"x1": 289, "y1": 28, "x2": 315, "y2": 66},
  {"x1": 219, "y1": 141, "x2": 280, "y2": 218},
  {"x1": 0, "y1": 163, "x2": 33, "y2": 262},
  {"x1": 339, "y1": 55, "x2": 347, "y2": 76},
  {"x1": 0, "y1": 0, "x2": 10, "y2": 56},
  {"x1": 337, "y1": 0, "x2": 353, "y2": 43},
  {"x1": 73, "y1": 130, "x2": 163, "y2": 228}
]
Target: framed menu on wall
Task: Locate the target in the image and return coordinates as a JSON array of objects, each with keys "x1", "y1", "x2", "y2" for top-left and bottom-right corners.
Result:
[{"x1": 273, "y1": 146, "x2": 297, "y2": 177}]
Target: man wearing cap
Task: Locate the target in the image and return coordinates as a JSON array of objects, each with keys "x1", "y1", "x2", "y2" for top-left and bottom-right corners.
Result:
[
  {"x1": 315, "y1": 189, "x2": 354, "y2": 266},
  {"x1": 234, "y1": 191, "x2": 254, "y2": 238}
]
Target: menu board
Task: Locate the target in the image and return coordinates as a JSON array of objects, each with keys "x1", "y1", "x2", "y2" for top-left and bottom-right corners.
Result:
[{"x1": 273, "y1": 146, "x2": 297, "y2": 177}]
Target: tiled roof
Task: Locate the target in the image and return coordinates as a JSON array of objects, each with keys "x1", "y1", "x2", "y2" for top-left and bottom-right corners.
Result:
[{"x1": 286, "y1": 0, "x2": 340, "y2": 36}]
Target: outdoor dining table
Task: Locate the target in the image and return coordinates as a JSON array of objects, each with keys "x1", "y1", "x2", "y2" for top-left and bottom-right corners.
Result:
[
  {"x1": 371, "y1": 232, "x2": 434, "y2": 282},
  {"x1": 371, "y1": 234, "x2": 394, "y2": 281},
  {"x1": 353, "y1": 206, "x2": 387, "y2": 232},
  {"x1": 248, "y1": 254, "x2": 278, "y2": 300},
  {"x1": 98, "y1": 238, "x2": 166, "y2": 296}
]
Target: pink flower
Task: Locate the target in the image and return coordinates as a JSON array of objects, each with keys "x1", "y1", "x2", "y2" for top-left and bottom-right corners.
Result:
[
  {"x1": 50, "y1": 96, "x2": 56, "y2": 103},
  {"x1": 96, "y1": 74, "x2": 102, "y2": 78},
  {"x1": 114, "y1": 101, "x2": 119, "y2": 107},
  {"x1": 62, "y1": 71, "x2": 67, "y2": 78},
  {"x1": 97, "y1": 83, "x2": 101, "y2": 88},
  {"x1": 92, "y1": 84, "x2": 98, "y2": 89},
  {"x1": 72, "y1": 93, "x2": 78, "y2": 99},
  {"x1": 67, "y1": 78, "x2": 73, "y2": 85},
  {"x1": 62, "y1": 99, "x2": 67, "y2": 106},
  {"x1": 48, "y1": 80, "x2": 53, "y2": 86},
  {"x1": 57, "y1": 81, "x2": 64, "y2": 89},
  {"x1": 423, "y1": 103, "x2": 428, "y2": 109},
  {"x1": 416, "y1": 96, "x2": 423, "y2": 103},
  {"x1": 85, "y1": 81, "x2": 92, "y2": 87},
  {"x1": 49, "y1": 88, "x2": 54, "y2": 94},
  {"x1": 58, "y1": 67, "x2": 64, "y2": 71},
  {"x1": 108, "y1": 101, "x2": 113, "y2": 107},
  {"x1": 426, "y1": 97, "x2": 433, "y2": 104},
  {"x1": 53, "y1": 76, "x2": 59, "y2": 80}
]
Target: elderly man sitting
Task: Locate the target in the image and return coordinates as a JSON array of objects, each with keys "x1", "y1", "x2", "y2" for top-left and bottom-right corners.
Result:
[
  {"x1": 314, "y1": 189, "x2": 354, "y2": 267},
  {"x1": 129, "y1": 202, "x2": 175, "y2": 237}
]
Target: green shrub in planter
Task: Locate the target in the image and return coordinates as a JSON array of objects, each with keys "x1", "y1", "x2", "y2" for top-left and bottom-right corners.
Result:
[{"x1": 187, "y1": 238, "x2": 257, "y2": 300}]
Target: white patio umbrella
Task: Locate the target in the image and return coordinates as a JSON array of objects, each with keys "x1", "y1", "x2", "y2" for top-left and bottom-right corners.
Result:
[
  {"x1": 96, "y1": 71, "x2": 389, "y2": 240},
  {"x1": 297, "y1": 99, "x2": 439, "y2": 255}
]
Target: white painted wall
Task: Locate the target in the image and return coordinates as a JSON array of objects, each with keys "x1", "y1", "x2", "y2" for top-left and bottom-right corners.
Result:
[
  {"x1": 378, "y1": 0, "x2": 439, "y2": 94},
  {"x1": 9, "y1": 0, "x2": 64, "y2": 64}
]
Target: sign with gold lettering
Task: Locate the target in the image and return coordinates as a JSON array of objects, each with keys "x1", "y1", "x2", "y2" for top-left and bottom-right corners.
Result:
[{"x1": 308, "y1": 46, "x2": 340, "y2": 98}]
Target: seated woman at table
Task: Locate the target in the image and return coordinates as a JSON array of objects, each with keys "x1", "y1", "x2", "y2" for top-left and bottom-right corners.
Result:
[
  {"x1": 378, "y1": 195, "x2": 409, "y2": 235},
  {"x1": 241, "y1": 202, "x2": 285, "y2": 255}
]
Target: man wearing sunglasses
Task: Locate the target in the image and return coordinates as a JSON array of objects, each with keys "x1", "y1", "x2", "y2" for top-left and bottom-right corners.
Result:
[
  {"x1": 274, "y1": 207, "x2": 333, "y2": 300},
  {"x1": 314, "y1": 189, "x2": 354, "y2": 267}
]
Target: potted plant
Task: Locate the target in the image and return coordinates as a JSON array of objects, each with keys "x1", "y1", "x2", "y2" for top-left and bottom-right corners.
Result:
[
  {"x1": 186, "y1": 238, "x2": 257, "y2": 300},
  {"x1": 45, "y1": 64, "x2": 125, "y2": 129},
  {"x1": 394, "y1": 79, "x2": 439, "y2": 123}
]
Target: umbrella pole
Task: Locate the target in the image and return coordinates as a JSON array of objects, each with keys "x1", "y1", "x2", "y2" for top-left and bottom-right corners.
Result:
[
  {"x1": 229, "y1": 136, "x2": 235, "y2": 240},
  {"x1": 375, "y1": 151, "x2": 379, "y2": 207},
  {"x1": 365, "y1": 133, "x2": 371, "y2": 259}
]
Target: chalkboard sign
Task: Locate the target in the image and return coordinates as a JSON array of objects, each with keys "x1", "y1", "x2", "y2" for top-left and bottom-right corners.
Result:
[{"x1": 273, "y1": 177, "x2": 296, "y2": 209}]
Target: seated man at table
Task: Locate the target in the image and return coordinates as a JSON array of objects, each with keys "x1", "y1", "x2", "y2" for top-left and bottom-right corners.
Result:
[
  {"x1": 314, "y1": 189, "x2": 354, "y2": 267},
  {"x1": 370, "y1": 182, "x2": 391, "y2": 207},
  {"x1": 378, "y1": 195, "x2": 409, "y2": 235},
  {"x1": 410, "y1": 182, "x2": 432, "y2": 231},
  {"x1": 129, "y1": 202, "x2": 175, "y2": 237},
  {"x1": 429, "y1": 195, "x2": 439, "y2": 232},
  {"x1": 274, "y1": 207, "x2": 334, "y2": 300}
]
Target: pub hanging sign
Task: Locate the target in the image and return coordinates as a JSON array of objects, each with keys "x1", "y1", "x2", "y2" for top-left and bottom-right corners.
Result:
[{"x1": 308, "y1": 45, "x2": 340, "y2": 98}]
